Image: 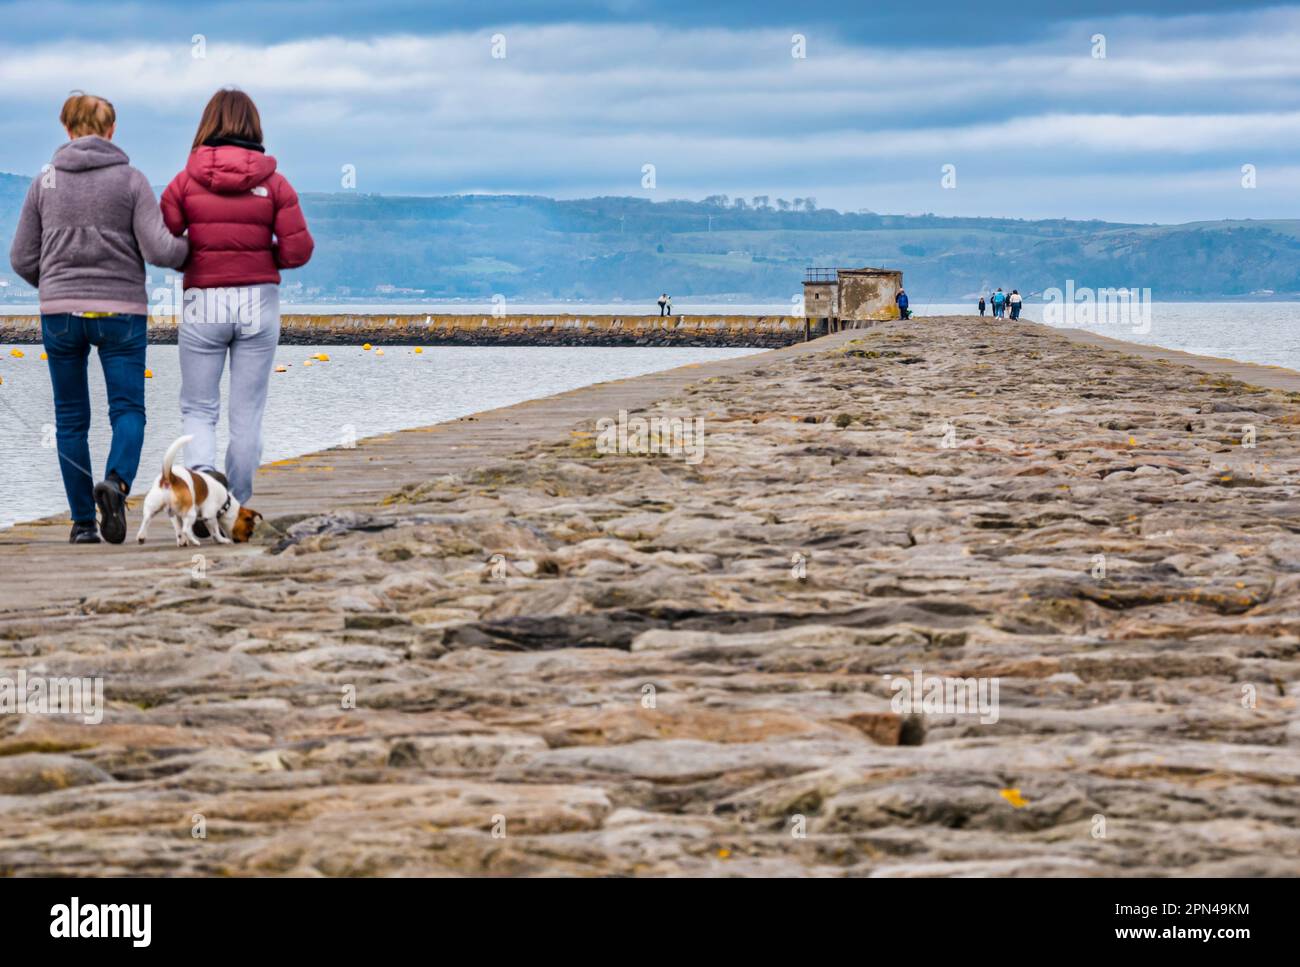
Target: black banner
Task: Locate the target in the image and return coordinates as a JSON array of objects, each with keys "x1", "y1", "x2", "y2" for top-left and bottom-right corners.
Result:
[{"x1": 0, "y1": 877, "x2": 1281, "y2": 954}]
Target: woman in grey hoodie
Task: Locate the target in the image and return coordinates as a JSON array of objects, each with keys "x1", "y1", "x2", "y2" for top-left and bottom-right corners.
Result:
[{"x1": 9, "y1": 94, "x2": 188, "y2": 543}]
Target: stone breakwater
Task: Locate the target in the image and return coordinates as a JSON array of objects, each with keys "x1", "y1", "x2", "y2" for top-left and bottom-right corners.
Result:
[
  {"x1": 1, "y1": 318, "x2": 1298, "y2": 877},
  {"x1": 0, "y1": 313, "x2": 809, "y2": 348}
]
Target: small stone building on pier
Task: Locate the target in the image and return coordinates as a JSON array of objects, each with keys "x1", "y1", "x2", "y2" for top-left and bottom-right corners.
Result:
[{"x1": 803, "y1": 266, "x2": 904, "y2": 328}]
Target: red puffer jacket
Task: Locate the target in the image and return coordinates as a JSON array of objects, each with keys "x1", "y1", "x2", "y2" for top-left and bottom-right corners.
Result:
[{"x1": 161, "y1": 144, "x2": 313, "y2": 288}]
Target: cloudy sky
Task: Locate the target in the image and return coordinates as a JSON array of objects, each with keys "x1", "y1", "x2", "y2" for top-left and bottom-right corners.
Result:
[{"x1": 2, "y1": 0, "x2": 1298, "y2": 222}]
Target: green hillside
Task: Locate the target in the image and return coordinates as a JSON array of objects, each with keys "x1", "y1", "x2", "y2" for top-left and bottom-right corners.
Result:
[{"x1": 2, "y1": 174, "x2": 1297, "y2": 300}]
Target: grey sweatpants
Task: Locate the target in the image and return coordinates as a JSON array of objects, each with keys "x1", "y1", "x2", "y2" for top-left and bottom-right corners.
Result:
[{"x1": 177, "y1": 284, "x2": 280, "y2": 503}]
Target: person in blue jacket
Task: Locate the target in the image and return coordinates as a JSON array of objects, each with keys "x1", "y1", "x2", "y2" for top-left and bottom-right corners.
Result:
[
  {"x1": 991, "y1": 288, "x2": 1006, "y2": 318},
  {"x1": 895, "y1": 288, "x2": 910, "y2": 319}
]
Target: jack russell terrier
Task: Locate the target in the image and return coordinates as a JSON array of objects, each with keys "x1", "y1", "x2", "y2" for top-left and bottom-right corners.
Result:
[{"x1": 135, "y1": 435, "x2": 262, "y2": 546}]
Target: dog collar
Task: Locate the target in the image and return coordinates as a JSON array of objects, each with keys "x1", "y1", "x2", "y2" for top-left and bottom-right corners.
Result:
[{"x1": 218, "y1": 494, "x2": 233, "y2": 517}]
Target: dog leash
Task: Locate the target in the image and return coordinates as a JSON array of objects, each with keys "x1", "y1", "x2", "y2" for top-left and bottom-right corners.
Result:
[{"x1": 0, "y1": 392, "x2": 98, "y2": 484}]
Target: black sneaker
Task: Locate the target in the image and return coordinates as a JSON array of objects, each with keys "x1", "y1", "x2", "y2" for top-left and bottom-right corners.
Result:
[
  {"x1": 69, "y1": 521, "x2": 101, "y2": 544},
  {"x1": 93, "y1": 473, "x2": 129, "y2": 544}
]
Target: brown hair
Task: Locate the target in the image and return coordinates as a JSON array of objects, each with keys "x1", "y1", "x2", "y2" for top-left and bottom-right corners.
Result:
[
  {"x1": 191, "y1": 88, "x2": 263, "y2": 151},
  {"x1": 60, "y1": 92, "x2": 116, "y2": 138}
]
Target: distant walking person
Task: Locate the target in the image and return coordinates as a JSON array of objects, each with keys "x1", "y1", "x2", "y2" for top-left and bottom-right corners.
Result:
[
  {"x1": 9, "y1": 93, "x2": 189, "y2": 543},
  {"x1": 895, "y1": 288, "x2": 910, "y2": 320},
  {"x1": 162, "y1": 88, "x2": 313, "y2": 515},
  {"x1": 992, "y1": 288, "x2": 1006, "y2": 319},
  {"x1": 978, "y1": 296, "x2": 986, "y2": 317},
  {"x1": 1009, "y1": 289, "x2": 1022, "y2": 320},
  {"x1": 657, "y1": 293, "x2": 667, "y2": 316}
]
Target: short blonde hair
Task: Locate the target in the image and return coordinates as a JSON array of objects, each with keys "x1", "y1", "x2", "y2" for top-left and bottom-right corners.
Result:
[{"x1": 60, "y1": 92, "x2": 116, "y2": 138}]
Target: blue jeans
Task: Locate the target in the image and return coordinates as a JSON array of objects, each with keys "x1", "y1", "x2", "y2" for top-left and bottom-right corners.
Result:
[{"x1": 40, "y1": 314, "x2": 147, "y2": 524}]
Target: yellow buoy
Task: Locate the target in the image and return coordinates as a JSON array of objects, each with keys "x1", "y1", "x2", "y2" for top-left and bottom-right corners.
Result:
[
  {"x1": 413, "y1": 347, "x2": 423, "y2": 354},
  {"x1": 362, "y1": 343, "x2": 372, "y2": 351},
  {"x1": 40, "y1": 352, "x2": 48, "y2": 360},
  {"x1": 9, "y1": 348, "x2": 24, "y2": 358},
  {"x1": 375, "y1": 348, "x2": 385, "y2": 356},
  {"x1": 144, "y1": 368, "x2": 154, "y2": 378},
  {"x1": 314, "y1": 353, "x2": 330, "y2": 362},
  {"x1": 274, "y1": 364, "x2": 288, "y2": 373},
  {"x1": 304, "y1": 359, "x2": 314, "y2": 367}
]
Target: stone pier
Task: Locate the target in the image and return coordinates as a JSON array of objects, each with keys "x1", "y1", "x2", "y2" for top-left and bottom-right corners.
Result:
[{"x1": 0, "y1": 318, "x2": 1297, "y2": 876}]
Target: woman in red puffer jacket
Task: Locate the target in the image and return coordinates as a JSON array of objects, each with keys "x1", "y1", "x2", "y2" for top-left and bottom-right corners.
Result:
[{"x1": 162, "y1": 88, "x2": 313, "y2": 510}]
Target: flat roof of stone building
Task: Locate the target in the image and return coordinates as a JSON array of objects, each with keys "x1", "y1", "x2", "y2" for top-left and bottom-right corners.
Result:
[{"x1": 837, "y1": 267, "x2": 901, "y2": 276}]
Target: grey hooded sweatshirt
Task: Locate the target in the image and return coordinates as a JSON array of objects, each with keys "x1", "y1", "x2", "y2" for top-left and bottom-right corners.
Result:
[{"x1": 8, "y1": 136, "x2": 188, "y2": 315}]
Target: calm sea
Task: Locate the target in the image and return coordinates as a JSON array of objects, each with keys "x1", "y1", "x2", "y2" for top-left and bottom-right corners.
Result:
[{"x1": 912, "y1": 301, "x2": 1300, "y2": 370}]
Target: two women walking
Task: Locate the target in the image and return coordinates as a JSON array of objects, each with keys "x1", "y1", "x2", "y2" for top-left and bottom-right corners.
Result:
[{"x1": 8, "y1": 89, "x2": 314, "y2": 543}]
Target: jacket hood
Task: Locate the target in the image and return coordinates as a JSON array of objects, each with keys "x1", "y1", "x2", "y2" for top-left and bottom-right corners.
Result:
[
  {"x1": 186, "y1": 144, "x2": 278, "y2": 193},
  {"x1": 52, "y1": 136, "x2": 129, "y2": 172}
]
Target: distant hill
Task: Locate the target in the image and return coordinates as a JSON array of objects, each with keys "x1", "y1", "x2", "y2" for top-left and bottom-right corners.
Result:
[{"x1": 3, "y1": 172, "x2": 1299, "y2": 301}]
